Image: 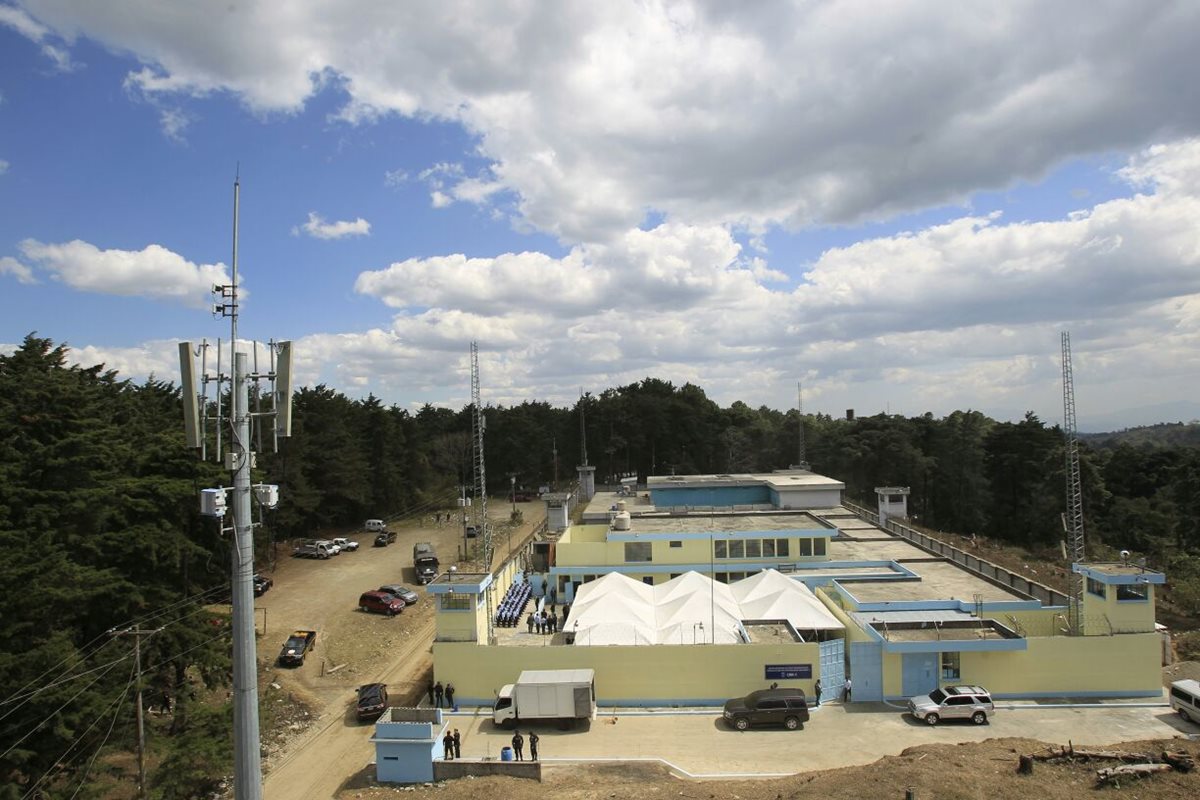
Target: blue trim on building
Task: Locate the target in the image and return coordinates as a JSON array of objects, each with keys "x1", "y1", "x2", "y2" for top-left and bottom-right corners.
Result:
[
  {"x1": 878, "y1": 637, "x2": 1028, "y2": 654},
  {"x1": 606, "y1": 527, "x2": 833, "y2": 541},
  {"x1": 426, "y1": 574, "x2": 494, "y2": 595},
  {"x1": 1072, "y1": 564, "x2": 1165, "y2": 585}
]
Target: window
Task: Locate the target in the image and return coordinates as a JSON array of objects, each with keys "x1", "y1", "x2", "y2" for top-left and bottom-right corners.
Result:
[
  {"x1": 799, "y1": 538, "x2": 812, "y2": 557},
  {"x1": 714, "y1": 540, "x2": 727, "y2": 559},
  {"x1": 715, "y1": 572, "x2": 730, "y2": 583},
  {"x1": 669, "y1": 540, "x2": 682, "y2": 548},
  {"x1": 642, "y1": 576, "x2": 655, "y2": 585},
  {"x1": 440, "y1": 593, "x2": 472, "y2": 611},
  {"x1": 941, "y1": 652, "x2": 961, "y2": 681},
  {"x1": 746, "y1": 539, "x2": 762, "y2": 558},
  {"x1": 729, "y1": 540, "x2": 745, "y2": 558},
  {"x1": 814, "y1": 538, "x2": 826, "y2": 556},
  {"x1": 624, "y1": 542, "x2": 652, "y2": 562},
  {"x1": 776, "y1": 539, "x2": 789, "y2": 557},
  {"x1": 1117, "y1": 583, "x2": 1148, "y2": 601},
  {"x1": 1086, "y1": 577, "x2": 1106, "y2": 598},
  {"x1": 763, "y1": 539, "x2": 776, "y2": 557}
]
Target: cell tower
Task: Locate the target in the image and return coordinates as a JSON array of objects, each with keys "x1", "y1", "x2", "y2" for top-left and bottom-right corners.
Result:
[
  {"x1": 178, "y1": 177, "x2": 292, "y2": 800},
  {"x1": 1061, "y1": 331, "x2": 1086, "y2": 635},
  {"x1": 796, "y1": 381, "x2": 809, "y2": 469},
  {"x1": 469, "y1": 342, "x2": 496, "y2": 641}
]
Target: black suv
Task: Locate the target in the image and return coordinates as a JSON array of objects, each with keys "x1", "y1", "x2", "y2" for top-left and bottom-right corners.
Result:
[
  {"x1": 723, "y1": 688, "x2": 810, "y2": 731},
  {"x1": 373, "y1": 530, "x2": 397, "y2": 547},
  {"x1": 356, "y1": 683, "x2": 389, "y2": 721}
]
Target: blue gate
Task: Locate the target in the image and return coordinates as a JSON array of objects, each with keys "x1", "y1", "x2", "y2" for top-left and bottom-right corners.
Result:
[
  {"x1": 818, "y1": 639, "x2": 845, "y2": 703},
  {"x1": 901, "y1": 652, "x2": 938, "y2": 697},
  {"x1": 848, "y1": 641, "x2": 883, "y2": 702}
]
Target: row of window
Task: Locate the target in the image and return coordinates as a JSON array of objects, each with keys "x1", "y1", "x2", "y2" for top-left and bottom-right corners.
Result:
[
  {"x1": 439, "y1": 593, "x2": 474, "y2": 610},
  {"x1": 1087, "y1": 576, "x2": 1148, "y2": 601},
  {"x1": 621, "y1": 537, "x2": 830, "y2": 563}
]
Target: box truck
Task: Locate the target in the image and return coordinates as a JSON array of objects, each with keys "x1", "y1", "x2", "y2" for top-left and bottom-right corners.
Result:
[{"x1": 493, "y1": 669, "x2": 596, "y2": 728}]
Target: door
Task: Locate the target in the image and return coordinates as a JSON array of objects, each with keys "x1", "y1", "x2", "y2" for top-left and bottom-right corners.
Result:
[
  {"x1": 818, "y1": 639, "x2": 845, "y2": 703},
  {"x1": 901, "y1": 653, "x2": 938, "y2": 697},
  {"x1": 849, "y1": 642, "x2": 883, "y2": 702}
]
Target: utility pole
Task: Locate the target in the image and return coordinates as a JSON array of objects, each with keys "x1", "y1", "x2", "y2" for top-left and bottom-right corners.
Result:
[
  {"x1": 179, "y1": 176, "x2": 290, "y2": 800},
  {"x1": 109, "y1": 627, "x2": 162, "y2": 800}
]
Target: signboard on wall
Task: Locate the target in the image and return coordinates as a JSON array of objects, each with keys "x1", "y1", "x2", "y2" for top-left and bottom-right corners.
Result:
[{"x1": 765, "y1": 664, "x2": 812, "y2": 680}]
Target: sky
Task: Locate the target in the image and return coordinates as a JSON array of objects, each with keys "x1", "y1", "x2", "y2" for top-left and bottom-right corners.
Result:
[{"x1": 1, "y1": 1, "x2": 1199, "y2": 432}]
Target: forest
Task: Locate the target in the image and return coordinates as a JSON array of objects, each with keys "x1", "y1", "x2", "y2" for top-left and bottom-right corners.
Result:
[{"x1": 1, "y1": 333, "x2": 1198, "y2": 798}]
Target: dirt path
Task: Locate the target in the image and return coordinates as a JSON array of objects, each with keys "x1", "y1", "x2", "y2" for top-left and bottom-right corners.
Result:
[{"x1": 259, "y1": 501, "x2": 545, "y2": 799}]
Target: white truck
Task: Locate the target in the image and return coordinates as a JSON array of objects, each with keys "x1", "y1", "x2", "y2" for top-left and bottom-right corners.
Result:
[{"x1": 493, "y1": 669, "x2": 596, "y2": 728}]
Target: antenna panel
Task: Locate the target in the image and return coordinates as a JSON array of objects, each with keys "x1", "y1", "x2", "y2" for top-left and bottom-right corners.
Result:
[
  {"x1": 275, "y1": 340, "x2": 294, "y2": 437},
  {"x1": 178, "y1": 342, "x2": 202, "y2": 448}
]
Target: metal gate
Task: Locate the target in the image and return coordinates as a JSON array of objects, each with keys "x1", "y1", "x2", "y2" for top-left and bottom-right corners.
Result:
[
  {"x1": 901, "y1": 652, "x2": 938, "y2": 697},
  {"x1": 848, "y1": 641, "x2": 883, "y2": 702},
  {"x1": 818, "y1": 639, "x2": 845, "y2": 703}
]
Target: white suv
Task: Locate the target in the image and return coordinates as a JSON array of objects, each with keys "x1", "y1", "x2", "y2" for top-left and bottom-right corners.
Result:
[{"x1": 907, "y1": 685, "x2": 994, "y2": 726}]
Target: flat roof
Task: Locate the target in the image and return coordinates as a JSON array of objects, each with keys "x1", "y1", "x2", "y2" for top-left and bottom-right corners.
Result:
[
  {"x1": 622, "y1": 512, "x2": 833, "y2": 535},
  {"x1": 842, "y1": 560, "x2": 1026, "y2": 603},
  {"x1": 646, "y1": 470, "x2": 844, "y2": 491}
]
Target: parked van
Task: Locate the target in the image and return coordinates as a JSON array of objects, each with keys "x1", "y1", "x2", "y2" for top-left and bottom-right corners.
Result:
[
  {"x1": 1169, "y1": 679, "x2": 1200, "y2": 723},
  {"x1": 364, "y1": 519, "x2": 387, "y2": 532}
]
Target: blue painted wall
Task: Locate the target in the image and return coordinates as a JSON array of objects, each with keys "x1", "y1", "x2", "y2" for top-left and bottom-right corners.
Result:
[{"x1": 650, "y1": 486, "x2": 771, "y2": 507}]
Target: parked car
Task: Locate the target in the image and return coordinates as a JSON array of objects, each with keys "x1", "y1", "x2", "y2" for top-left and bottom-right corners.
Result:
[
  {"x1": 358, "y1": 590, "x2": 405, "y2": 616},
  {"x1": 378, "y1": 585, "x2": 418, "y2": 605},
  {"x1": 907, "y1": 685, "x2": 994, "y2": 725},
  {"x1": 356, "y1": 682, "x2": 389, "y2": 721},
  {"x1": 374, "y1": 530, "x2": 397, "y2": 547},
  {"x1": 331, "y1": 537, "x2": 360, "y2": 552},
  {"x1": 723, "y1": 688, "x2": 810, "y2": 731},
  {"x1": 253, "y1": 574, "x2": 273, "y2": 596},
  {"x1": 325, "y1": 539, "x2": 341, "y2": 555}
]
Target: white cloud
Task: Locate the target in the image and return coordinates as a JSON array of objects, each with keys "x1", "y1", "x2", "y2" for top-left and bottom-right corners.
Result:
[
  {"x1": 0, "y1": 158, "x2": 9, "y2": 174},
  {"x1": 384, "y1": 168, "x2": 408, "y2": 187},
  {"x1": 0, "y1": 255, "x2": 36, "y2": 284},
  {"x1": 15, "y1": 239, "x2": 231, "y2": 307},
  {"x1": 18, "y1": 2, "x2": 1200, "y2": 241},
  {"x1": 0, "y1": 4, "x2": 73, "y2": 71},
  {"x1": 293, "y1": 212, "x2": 371, "y2": 240}
]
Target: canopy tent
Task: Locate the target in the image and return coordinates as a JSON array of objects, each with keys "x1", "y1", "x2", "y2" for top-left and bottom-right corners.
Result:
[{"x1": 565, "y1": 569, "x2": 842, "y2": 646}]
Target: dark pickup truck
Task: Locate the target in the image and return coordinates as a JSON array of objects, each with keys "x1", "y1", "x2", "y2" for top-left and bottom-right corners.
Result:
[{"x1": 277, "y1": 630, "x2": 317, "y2": 667}]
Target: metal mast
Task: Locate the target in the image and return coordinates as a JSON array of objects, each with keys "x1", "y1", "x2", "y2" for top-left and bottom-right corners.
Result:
[
  {"x1": 579, "y1": 390, "x2": 588, "y2": 467},
  {"x1": 797, "y1": 381, "x2": 808, "y2": 469},
  {"x1": 1061, "y1": 331, "x2": 1086, "y2": 635},
  {"x1": 470, "y1": 342, "x2": 496, "y2": 641},
  {"x1": 227, "y1": 178, "x2": 263, "y2": 799}
]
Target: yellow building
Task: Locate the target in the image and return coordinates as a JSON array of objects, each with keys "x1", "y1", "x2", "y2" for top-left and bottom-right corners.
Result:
[{"x1": 429, "y1": 470, "x2": 1166, "y2": 707}]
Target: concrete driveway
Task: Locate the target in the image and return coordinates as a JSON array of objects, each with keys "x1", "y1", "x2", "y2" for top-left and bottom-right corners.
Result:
[{"x1": 441, "y1": 701, "x2": 1196, "y2": 778}]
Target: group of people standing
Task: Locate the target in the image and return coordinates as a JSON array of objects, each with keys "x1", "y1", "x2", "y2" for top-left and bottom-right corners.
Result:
[
  {"x1": 441, "y1": 728, "x2": 462, "y2": 759},
  {"x1": 427, "y1": 680, "x2": 456, "y2": 709},
  {"x1": 509, "y1": 730, "x2": 540, "y2": 761},
  {"x1": 526, "y1": 608, "x2": 560, "y2": 634}
]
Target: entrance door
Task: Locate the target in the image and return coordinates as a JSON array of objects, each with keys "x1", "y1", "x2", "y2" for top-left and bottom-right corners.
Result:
[
  {"x1": 818, "y1": 639, "x2": 845, "y2": 702},
  {"x1": 848, "y1": 642, "x2": 883, "y2": 702},
  {"x1": 901, "y1": 652, "x2": 938, "y2": 697}
]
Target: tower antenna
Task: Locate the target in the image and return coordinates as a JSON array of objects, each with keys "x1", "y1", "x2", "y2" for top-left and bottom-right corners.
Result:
[
  {"x1": 1061, "y1": 331, "x2": 1086, "y2": 635},
  {"x1": 796, "y1": 381, "x2": 809, "y2": 469},
  {"x1": 470, "y1": 341, "x2": 496, "y2": 642}
]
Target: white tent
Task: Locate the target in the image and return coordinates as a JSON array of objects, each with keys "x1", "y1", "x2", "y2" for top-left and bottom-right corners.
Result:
[{"x1": 565, "y1": 569, "x2": 841, "y2": 646}]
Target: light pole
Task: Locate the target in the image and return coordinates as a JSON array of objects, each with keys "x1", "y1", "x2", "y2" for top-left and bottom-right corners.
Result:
[
  {"x1": 510, "y1": 475, "x2": 516, "y2": 514},
  {"x1": 693, "y1": 621, "x2": 704, "y2": 645}
]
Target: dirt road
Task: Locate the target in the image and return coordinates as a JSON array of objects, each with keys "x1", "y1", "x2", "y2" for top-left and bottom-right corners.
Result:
[{"x1": 259, "y1": 501, "x2": 545, "y2": 800}]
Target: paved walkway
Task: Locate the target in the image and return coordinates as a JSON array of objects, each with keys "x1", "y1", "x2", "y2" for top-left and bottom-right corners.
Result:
[{"x1": 441, "y1": 702, "x2": 1196, "y2": 777}]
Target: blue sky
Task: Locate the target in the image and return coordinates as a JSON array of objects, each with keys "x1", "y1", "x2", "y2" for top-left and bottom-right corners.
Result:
[{"x1": 2, "y1": 2, "x2": 1199, "y2": 431}]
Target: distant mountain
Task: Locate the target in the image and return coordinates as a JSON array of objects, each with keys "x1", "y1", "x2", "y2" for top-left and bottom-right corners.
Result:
[
  {"x1": 1078, "y1": 401, "x2": 1200, "y2": 434},
  {"x1": 1080, "y1": 422, "x2": 1200, "y2": 448}
]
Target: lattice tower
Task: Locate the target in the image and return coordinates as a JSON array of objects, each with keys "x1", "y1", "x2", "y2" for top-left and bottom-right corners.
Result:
[
  {"x1": 1061, "y1": 331, "x2": 1086, "y2": 634},
  {"x1": 470, "y1": 342, "x2": 496, "y2": 641}
]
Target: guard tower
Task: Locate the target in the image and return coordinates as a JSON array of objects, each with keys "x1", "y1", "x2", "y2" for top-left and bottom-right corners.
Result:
[
  {"x1": 875, "y1": 486, "x2": 910, "y2": 523},
  {"x1": 577, "y1": 465, "x2": 596, "y2": 501},
  {"x1": 545, "y1": 492, "x2": 571, "y2": 532},
  {"x1": 1072, "y1": 561, "x2": 1166, "y2": 636}
]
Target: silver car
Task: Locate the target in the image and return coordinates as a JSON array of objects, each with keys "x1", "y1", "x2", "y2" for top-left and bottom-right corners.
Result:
[
  {"x1": 378, "y1": 584, "x2": 419, "y2": 605},
  {"x1": 907, "y1": 685, "x2": 993, "y2": 725}
]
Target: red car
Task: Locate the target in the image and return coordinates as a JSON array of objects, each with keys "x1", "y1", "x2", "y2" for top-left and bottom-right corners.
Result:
[{"x1": 358, "y1": 591, "x2": 404, "y2": 616}]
